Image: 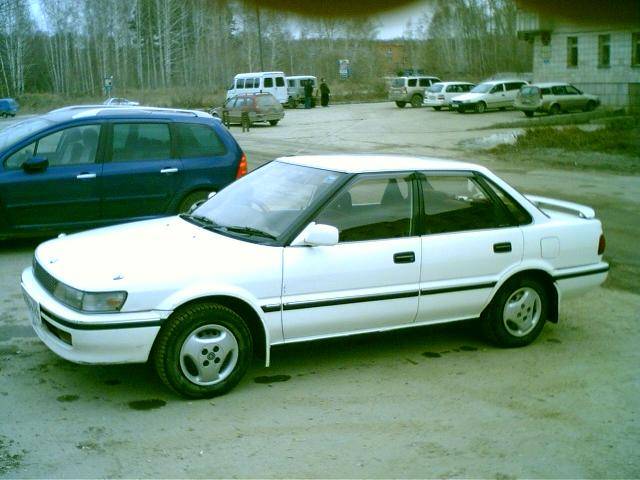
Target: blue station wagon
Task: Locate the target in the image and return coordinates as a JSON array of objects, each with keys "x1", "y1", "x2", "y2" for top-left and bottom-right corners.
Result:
[
  {"x1": 0, "y1": 106, "x2": 246, "y2": 239},
  {"x1": 0, "y1": 98, "x2": 19, "y2": 117}
]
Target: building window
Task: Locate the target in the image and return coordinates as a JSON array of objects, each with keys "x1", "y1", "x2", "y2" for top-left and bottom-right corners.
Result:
[
  {"x1": 567, "y1": 36, "x2": 578, "y2": 67},
  {"x1": 598, "y1": 34, "x2": 611, "y2": 67},
  {"x1": 633, "y1": 32, "x2": 640, "y2": 66}
]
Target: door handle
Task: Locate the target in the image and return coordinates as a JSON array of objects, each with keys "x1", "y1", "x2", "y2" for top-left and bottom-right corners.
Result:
[
  {"x1": 493, "y1": 242, "x2": 512, "y2": 253},
  {"x1": 393, "y1": 251, "x2": 415, "y2": 264},
  {"x1": 160, "y1": 168, "x2": 179, "y2": 174},
  {"x1": 76, "y1": 173, "x2": 96, "y2": 179}
]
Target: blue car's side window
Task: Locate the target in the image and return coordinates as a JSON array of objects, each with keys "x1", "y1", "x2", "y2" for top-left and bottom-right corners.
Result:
[
  {"x1": 175, "y1": 123, "x2": 226, "y2": 158},
  {"x1": 112, "y1": 123, "x2": 171, "y2": 162}
]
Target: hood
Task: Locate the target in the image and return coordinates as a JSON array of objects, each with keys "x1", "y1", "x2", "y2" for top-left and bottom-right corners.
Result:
[
  {"x1": 34, "y1": 217, "x2": 281, "y2": 307},
  {"x1": 451, "y1": 92, "x2": 484, "y2": 102}
]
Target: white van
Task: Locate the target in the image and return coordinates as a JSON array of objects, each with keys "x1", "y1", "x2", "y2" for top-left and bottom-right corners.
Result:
[{"x1": 226, "y1": 72, "x2": 288, "y2": 104}]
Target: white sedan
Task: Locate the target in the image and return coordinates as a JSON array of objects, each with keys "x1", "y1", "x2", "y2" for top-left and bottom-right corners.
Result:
[{"x1": 21, "y1": 156, "x2": 609, "y2": 398}]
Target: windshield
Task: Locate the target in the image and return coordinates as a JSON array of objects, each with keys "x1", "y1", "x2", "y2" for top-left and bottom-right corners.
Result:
[
  {"x1": 0, "y1": 118, "x2": 53, "y2": 151},
  {"x1": 428, "y1": 84, "x2": 444, "y2": 92},
  {"x1": 189, "y1": 161, "x2": 346, "y2": 242},
  {"x1": 470, "y1": 83, "x2": 493, "y2": 93},
  {"x1": 391, "y1": 78, "x2": 405, "y2": 88}
]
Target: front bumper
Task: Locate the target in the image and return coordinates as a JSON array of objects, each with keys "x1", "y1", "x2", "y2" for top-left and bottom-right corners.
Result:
[
  {"x1": 21, "y1": 267, "x2": 167, "y2": 364},
  {"x1": 450, "y1": 101, "x2": 475, "y2": 110},
  {"x1": 423, "y1": 98, "x2": 447, "y2": 107}
]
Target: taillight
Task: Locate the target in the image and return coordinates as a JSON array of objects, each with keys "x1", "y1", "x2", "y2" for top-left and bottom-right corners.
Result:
[
  {"x1": 598, "y1": 234, "x2": 606, "y2": 255},
  {"x1": 236, "y1": 153, "x2": 247, "y2": 178},
  {"x1": 437, "y1": 95, "x2": 445, "y2": 100}
]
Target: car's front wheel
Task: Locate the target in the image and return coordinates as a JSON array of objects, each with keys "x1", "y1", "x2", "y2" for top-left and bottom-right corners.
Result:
[
  {"x1": 178, "y1": 190, "x2": 210, "y2": 214},
  {"x1": 475, "y1": 102, "x2": 487, "y2": 113},
  {"x1": 269, "y1": 120, "x2": 279, "y2": 126},
  {"x1": 153, "y1": 303, "x2": 252, "y2": 398},
  {"x1": 481, "y1": 278, "x2": 547, "y2": 348},
  {"x1": 410, "y1": 94, "x2": 423, "y2": 108},
  {"x1": 395, "y1": 101, "x2": 407, "y2": 108},
  {"x1": 433, "y1": 106, "x2": 441, "y2": 111}
]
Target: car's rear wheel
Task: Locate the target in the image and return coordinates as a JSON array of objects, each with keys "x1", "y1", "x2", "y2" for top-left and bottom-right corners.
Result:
[
  {"x1": 584, "y1": 100, "x2": 596, "y2": 112},
  {"x1": 395, "y1": 101, "x2": 407, "y2": 108},
  {"x1": 549, "y1": 103, "x2": 561, "y2": 115},
  {"x1": 524, "y1": 111, "x2": 534, "y2": 117},
  {"x1": 458, "y1": 106, "x2": 466, "y2": 113},
  {"x1": 268, "y1": 120, "x2": 279, "y2": 126},
  {"x1": 475, "y1": 102, "x2": 487, "y2": 113},
  {"x1": 178, "y1": 190, "x2": 211, "y2": 214},
  {"x1": 153, "y1": 303, "x2": 252, "y2": 398},
  {"x1": 410, "y1": 95, "x2": 423, "y2": 108},
  {"x1": 433, "y1": 106, "x2": 441, "y2": 111},
  {"x1": 481, "y1": 278, "x2": 547, "y2": 348}
]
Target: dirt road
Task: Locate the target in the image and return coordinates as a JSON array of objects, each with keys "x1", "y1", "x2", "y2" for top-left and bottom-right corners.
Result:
[{"x1": 1, "y1": 103, "x2": 638, "y2": 478}]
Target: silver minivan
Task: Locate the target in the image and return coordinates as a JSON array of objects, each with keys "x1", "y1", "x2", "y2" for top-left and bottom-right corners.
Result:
[
  {"x1": 286, "y1": 76, "x2": 317, "y2": 108},
  {"x1": 389, "y1": 76, "x2": 441, "y2": 108}
]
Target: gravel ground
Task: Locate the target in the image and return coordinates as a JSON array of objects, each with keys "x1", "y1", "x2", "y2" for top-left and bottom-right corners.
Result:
[{"x1": 0, "y1": 103, "x2": 638, "y2": 478}]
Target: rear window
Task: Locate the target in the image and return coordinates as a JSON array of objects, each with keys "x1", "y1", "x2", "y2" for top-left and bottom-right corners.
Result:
[
  {"x1": 263, "y1": 77, "x2": 274, "y2": 88},
  {"x1": 175, "y1": 123, "x2": 226, "y2": 158},
  {"x1": 391, "y1": 78, "x2": 405, "y2": 88},
  {"x1": 275, "y1": 77, "x2": 285, "y2": 87},
  {"x1": 256, "y1": 95, "x2": 278, "y2": 107},
  {"x1": 520, "y1": 86, "x2": 540, "y2": 96},
  {"x1": 428, "y1": 84, "x2": 444, "y2": 92},
  {"x1": 287, "y1": 79, "x2": 295, "y2": 87}
]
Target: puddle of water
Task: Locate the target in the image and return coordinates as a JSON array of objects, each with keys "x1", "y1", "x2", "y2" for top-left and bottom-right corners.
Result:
[
  {"x1": 254, "y1": 374, "x2": 291, "y2": 384},
  {"x1": 127, "y1": 399, "x2": 166, "y2": 411}
]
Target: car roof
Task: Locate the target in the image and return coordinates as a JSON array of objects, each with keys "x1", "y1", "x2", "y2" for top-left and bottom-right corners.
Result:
[
  {"x1": 480, "y1": 79, "x2": 527, "y2": 85},
  {"x1": 396, "y1": 76, "x2": 440, "y2": 79},
  {"x1": 235, "y1": 71, "x2": 284, "y2": 78},
  {"x1": 530, "y1": 82, "x2": 570, "y2": 87},
  {"x1": 277, "y1": 155, "x2": 485, "y2": 174},
  {"x1": 43, "y1": 105, "x2": 212, "y2": 122},
  {"x1": 288, "y1": 75, "x2": 316, "y2": 80},
  {"x1": 433, "y1": 81, "x2": 475, "y2": 85}
]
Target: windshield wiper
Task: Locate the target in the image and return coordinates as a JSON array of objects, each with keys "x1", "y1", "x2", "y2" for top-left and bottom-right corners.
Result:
[
  {"x1": 222, "y1": 225, "x2": 277, "y2": 240},
  {"x1": 179, "y1": 214, "x2": 220, "y2": 229}
]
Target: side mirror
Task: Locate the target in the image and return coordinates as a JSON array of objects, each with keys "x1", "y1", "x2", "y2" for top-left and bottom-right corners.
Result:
[
  {"x1": 23, "y1": 156, "x2": 48, "y2": 172},
  {"x1": 291, "y1": 223, "x2": 339, "y2": 247}
]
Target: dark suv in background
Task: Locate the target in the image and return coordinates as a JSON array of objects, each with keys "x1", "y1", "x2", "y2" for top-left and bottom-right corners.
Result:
[{"x1": 0, "y1": 106, "x2": 246, "y2": 239}]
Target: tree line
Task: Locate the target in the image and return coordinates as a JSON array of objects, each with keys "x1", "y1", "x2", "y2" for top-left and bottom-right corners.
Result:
[{"x1": 0, "y1": 0, "x2": 531, "y2": 98}]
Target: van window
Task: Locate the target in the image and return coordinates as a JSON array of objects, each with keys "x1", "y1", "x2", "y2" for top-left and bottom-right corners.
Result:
[
  {"x1": 489, "y1": 84, "x2": 504, "y2": 94},
  {"x1": 112, "y1": 123, "x2": 171, "y2": 162},
  {"x1": 236, "y1": 78, "x2": 245, "y2": 89},
  {"x1": 287, "y1": 79, "x2": 295, "y2": 87},
  {"x1": 276, "y1": 77, "x2": 285, "y2": 87},
  {"x1": 408, "y1": 79, "x2": 417, "y2": 87},
  {"x1": 419, "y1": 78, "x2": 430, "y2": 87},
  {"x1": 391, "y1": 78, "x2": 405, "y2": 88},
  {"x1": 506, "y1": 82, "x2": 525, "y2": 91},
  {"x1": 264, "y1": 77, "x2": 274, "y2": 88},
  {"x1": 175, "y1": 123, "x2": 226, "y2": 158}
]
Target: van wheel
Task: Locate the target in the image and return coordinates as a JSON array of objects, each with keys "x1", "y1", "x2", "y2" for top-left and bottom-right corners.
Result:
[
  {"x1": 153, "y1": 303, "x2": 252, "y2": 398},
  {"x1": 524, "y1": 111, "x2": 534, "y2": 117},
  {"x1": 475, "y1": 102, "x2": 487, "y2": 113},
  {"x1": 458, "y1": 106, "x2": 466, "y2": 113},
  {"x1": 395, "y1": 101, "x2": 407, "y2": 108},
  {"x1": 178, "y1": 190, "x2": 210, "y2": 214},
  {"x1": 268, "y1": 120, "x2": 279, "y2": 126},
  {"x1": 433, "y1": 106, "x2": 441, "y2": 111},
  {"x1": 410, "y1": 95, "x2": 423, "y2": 108},
  {"x1": 481, "y1": 278, "x2": 547, "y2": 348},
  {"x1": 584, "y1": 100, "x2": 596, "y2": 112}
]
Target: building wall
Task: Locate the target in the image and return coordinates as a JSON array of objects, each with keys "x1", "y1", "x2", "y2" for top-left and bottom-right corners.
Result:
[{"x1": 530, "y1": 25, "x2": 640, "y2": 108}]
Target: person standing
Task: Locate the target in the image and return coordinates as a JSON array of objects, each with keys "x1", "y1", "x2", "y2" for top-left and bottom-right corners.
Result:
[
  {"x1": 303, "y1": 80, "x2": 313, "y2": 109},
  {"x1": 320, "y1": 78, "x2": 330, "y2": 107}
]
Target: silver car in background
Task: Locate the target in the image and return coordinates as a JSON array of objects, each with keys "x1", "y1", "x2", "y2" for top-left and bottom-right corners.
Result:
[
  {"x1": 423, "y1": 82, "x2": 475, "y2": 110},
  {"x1": 515, "y1": 83, "x2": 600, "y2": 117}
]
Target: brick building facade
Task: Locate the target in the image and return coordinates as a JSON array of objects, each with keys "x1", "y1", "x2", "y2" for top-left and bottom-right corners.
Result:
[{"x1": 517, "y1": 12, "x2": 640, "y2": 109}]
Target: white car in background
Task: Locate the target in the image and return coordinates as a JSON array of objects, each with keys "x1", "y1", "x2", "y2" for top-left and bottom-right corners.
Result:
[
  {"x1": 450, "y1": 79, "x2": 528, "y2": 113},
  {"x1": 103, "y1": 97, "x2": 140, "y2": 106},
  {"x1": 424, "y1": 82, "x2": 475, "y2": 110},
  {"x1": 22, "y1": 155, "x2": 608, "y2": 398}
]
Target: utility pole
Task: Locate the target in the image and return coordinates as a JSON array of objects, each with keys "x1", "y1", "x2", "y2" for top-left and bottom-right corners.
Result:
[{"x1": 256, "y1": 5, "x2": 265, "y2": 71}]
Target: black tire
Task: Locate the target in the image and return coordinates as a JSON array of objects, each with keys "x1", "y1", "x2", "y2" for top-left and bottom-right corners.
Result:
[
  {"x1": 475, "y1": 102, "x2": 487, "y2": 113},
  {"x1": 395, "y1": 101, "x2": 407, "y2": 108},
  {"x1": 524, "y1": 111, "x2": 534, "y2": 118},
  {"x1": 499, "y1": 107, "x2": 506, "y2": 111},
  {"x1": 458, "y1": 106, "x2": 466, "y2": 113},
  {"x1": 177, "y1": 190, "x2": 210, "y2": 214},
  {"x1": 481, "y1": 277, "x2": 548, "y2": 348},
  {"x1": 433, "y1": 106, "x2": 441, "y2": 111},
  {"x1": 268, "y1": 120, "x2": 279, "y2": 126},
  {"x1": 153, "y1": 303, "x2": 253, "y2": 398},
  {"x1": 584, "y1": 100, "x2": 596, "y2": 112},
  {"x1": 410, "y1": 94, "x2": 423, "y2": 108},
  {"x1": 549, "y1": 103, "x2": 561, "y2": 115}
]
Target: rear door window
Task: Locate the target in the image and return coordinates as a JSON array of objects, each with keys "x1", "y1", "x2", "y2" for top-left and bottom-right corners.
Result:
[
  {"x1": 551, "y1": 86, "x2": 567, "y2": 95},
  {"x1": 263, "y1": 77, "x2": 274, "y2": 88},
  {"x1": 112, "y1": 123, "x2": 171, "y2": 162},
  {"x1": 275, "y1": 77, "x2": 285, "y2": 87},
  {"x1": 408, "y1": 79, "x2": 417, "y2": 87},
  {"x1": 506, "y1": 82, "x2": 524, "y2": 91},
  {"x1": 175, "y1": 123, "x2": 226, "y2": 158},
  {"x1": 419, "y1": 78, "x2": 430, "y2": 87}
]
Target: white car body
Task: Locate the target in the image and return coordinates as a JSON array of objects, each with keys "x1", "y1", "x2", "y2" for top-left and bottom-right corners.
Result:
[
  {"x1": 423, "y1": 82, "x2": 475, "y2": 109},
  {"x1": 450, "y1": 79, "x2": 528, "y2": 112},
  {"x1": 226, "y1": 72, "x2": 288, "y2": 104},
  {"x1": 21, "y1": 155, "x2": 608, "y2": 394}
]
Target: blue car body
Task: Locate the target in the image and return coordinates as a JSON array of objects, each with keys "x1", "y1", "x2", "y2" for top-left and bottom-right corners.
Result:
[
  {"x1": 0, "y1": 106, "x2": 244, "y2": 239},
  {"x1": 0, "y1": 98, "x2": 19, "y2": 117}
]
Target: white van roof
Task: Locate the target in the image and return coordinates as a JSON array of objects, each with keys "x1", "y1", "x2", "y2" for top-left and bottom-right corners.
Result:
[
  {"x1": 234, "y1": 71, "x2": 285, "y2": 78},
  {"x1": 288, "y1": 75, "x2": 317, "y2": 80}
]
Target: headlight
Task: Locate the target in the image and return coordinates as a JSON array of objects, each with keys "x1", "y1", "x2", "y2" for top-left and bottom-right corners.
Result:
[{"x1": 53, "y1": 282, "x2": 127, "y2": 312}]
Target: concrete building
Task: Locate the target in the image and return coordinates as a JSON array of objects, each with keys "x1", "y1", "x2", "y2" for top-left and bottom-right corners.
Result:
[{"x1": 517, "y1": 11, "x2": 640, "y2": 110}]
